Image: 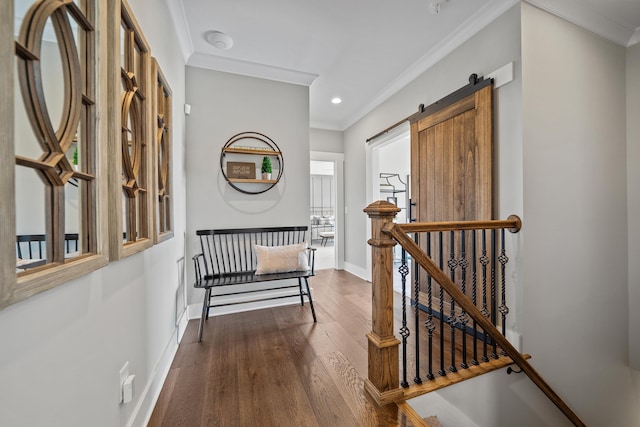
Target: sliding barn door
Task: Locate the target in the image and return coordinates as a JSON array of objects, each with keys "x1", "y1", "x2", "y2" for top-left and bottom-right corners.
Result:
[
  {"x1": 410, "y1": 78, "x2": 494, "y2": 309},
  {"x1": 411, "y1": 82, "x2": 493, "y2": 223}
]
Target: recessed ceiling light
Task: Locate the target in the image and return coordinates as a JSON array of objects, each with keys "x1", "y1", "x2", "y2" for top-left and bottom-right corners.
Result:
[
  {"x1": 331, "y1": 97, "x2": 342, "y2": 104},
  {"x1": 205, "y1": 31, "x2": 233, "y2": 50}
]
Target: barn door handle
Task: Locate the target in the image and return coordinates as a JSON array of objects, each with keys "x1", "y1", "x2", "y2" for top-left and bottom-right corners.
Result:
[{"x1": 409, "y1": 199, "x2": 417, "y2": 223}]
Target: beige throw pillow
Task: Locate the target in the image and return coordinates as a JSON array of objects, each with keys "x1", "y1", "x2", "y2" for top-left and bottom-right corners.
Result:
[{"x1": 254, "y1": 242, "x2": 310, "y2": 275}]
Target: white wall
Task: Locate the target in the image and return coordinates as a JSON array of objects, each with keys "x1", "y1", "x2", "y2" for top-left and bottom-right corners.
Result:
[
  {"x1": 185, "y1": 67, "x2": 310, "y2": 306},
  {"x1": 627, "y1": 43, "x2": 640, "y2": 370},
  {"x1": 410, "y1": 367, "x2": 571, "y2": 427},
  {"x1": 343, "y1": 4, "x2": 523, "y2": 279},
  {"x1": 522, "y1": 3, "x2": 637, "y2": 426},
  {"x1": 343, "y1": 2, "x2": 639, "y2": 425},
  {"x1": 310, "y1": 128, "x2": 343, "y2": 153},
  {"x1": 0, "y1": 1, "x2": 187, "y2": 426}
]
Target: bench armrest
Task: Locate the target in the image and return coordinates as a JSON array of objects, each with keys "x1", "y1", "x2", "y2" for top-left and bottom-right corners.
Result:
[
  {"x1": 192, "y1": 253, "x2": 205, "y2": 284},
  {"x1": 307, "y1": 247, "x2": 316, "y2": 275}
]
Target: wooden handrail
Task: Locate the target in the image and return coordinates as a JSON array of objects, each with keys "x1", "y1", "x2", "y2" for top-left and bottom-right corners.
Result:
[
  {"x1": 383, "y1": 222, "x2": 585, "y2": 427},
  {"x1": 393, "y1": 215, "x2": 522, "y2": 233}
]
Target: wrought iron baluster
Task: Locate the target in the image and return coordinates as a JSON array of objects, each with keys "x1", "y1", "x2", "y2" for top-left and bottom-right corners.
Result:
[
  {"x1": 438, "y1": 231, "x2": 446, "y2": 376},
  {"x1": 447, "y1": 230, "x2": 458, "y2": 373},
  {"x1": 459, "y1": 230, "x2": 469, "y2": 369},
  {"x1": 399, "y1": 248, "x2": 410, "y2": 388},
  {"x1": 425, "y1": 232, "x2": 435, "y2": 380},
  {"x1": 413, "y1": 232, "x2": 422, "y2": 384},
  {"x1": 491, "y1": 229, "x2": 498, "y2": 359},
  {"x1": 480, "y1": 229, "x2": 489, "y2": 362},
  {"x1": 471, "y1": 230, "x2": 478, "y2": 365},
  {"x1": 498, "y1": 228, "x2": 510, "y2": 356}
]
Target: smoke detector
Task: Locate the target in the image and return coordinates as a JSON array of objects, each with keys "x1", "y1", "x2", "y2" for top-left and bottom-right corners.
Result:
[
  {"x1": 205, "y1": 31, "x2": 233, "y2": 50},
  {"x1": 429, "y1": 0, "x2": 449, "y2": 15}
]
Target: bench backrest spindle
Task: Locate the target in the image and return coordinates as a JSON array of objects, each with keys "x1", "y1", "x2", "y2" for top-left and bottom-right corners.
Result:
[
  {"x1": 196, "y1": 226, "x2": 311, "y2": 278},
  {"x1": 16, "y1": 233, "x2": 80, "y2": 260}
]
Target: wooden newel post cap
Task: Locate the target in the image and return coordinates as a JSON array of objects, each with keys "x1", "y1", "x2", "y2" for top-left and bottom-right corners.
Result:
[
  {"x1": 363, "y1": 200, "x2": 401, "y2": 218},
  {"x1": 365, "y1": 200, "x2": 400, "y2": 247}
]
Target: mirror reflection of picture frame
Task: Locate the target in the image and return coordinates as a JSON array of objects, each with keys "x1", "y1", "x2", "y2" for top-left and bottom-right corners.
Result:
[{"x1": 387, "y1": 196, "x2": 397, "y2": 205}]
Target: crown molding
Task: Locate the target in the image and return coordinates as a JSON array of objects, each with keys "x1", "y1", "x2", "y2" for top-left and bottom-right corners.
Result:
[
  {"x1": 310, "y1": 120, "x2": 342, "y2": 131},
  {"x1": 340, "y1": 0, "x2": 520, "y2": 131},
  {"x1": 525, "y1": 0, "x2": 637, "y2": 47},
  {"x1": 630, "y1": 28, "x2": 640, "y2": 47},
  {"x1": 187, "y1": 52, "x2": 318, "y2": 86},
  {"x1": 165, "y1": 0, "x2": 194, "y2": 63}
]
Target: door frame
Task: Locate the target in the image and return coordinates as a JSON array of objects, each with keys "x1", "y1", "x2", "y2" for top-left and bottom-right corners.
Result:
[
  {"x1": 365, "y1": 121, "x2": 410, "y2": 282},
  {"x1": 310, "y1": 151, "x2": 344, "y2": 270}
]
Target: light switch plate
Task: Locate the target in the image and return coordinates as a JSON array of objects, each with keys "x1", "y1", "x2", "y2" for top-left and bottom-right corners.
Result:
[{"x1": 119, "y1": 361, "x2": 129, "y2": 403}]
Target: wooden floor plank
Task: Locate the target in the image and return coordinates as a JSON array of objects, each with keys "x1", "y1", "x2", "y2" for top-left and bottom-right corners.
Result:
[
  {"x1": 149, "y1": 269, "x2": 509, "y2": 426},
  {"x1": 200, "y1": 314, "x2": 240, "y2": 426}
]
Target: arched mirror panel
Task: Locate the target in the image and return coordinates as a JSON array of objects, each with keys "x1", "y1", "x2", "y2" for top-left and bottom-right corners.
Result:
[{"x1": 2, "y1": 0, "x2": 107, "y2": 308}]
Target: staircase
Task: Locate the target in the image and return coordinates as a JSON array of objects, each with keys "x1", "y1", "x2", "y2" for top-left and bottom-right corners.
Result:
[{"x1": 363, "y1": 201, "x2": 585, "y2": 426}]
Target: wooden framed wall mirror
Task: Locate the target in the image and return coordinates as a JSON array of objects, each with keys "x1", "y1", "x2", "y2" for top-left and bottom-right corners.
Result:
[
  {"x1": 1, "y1": 0, "x2": 109, "y2": 308},
  {"x1": 109, "y1": 0, "x2": 154, "y2": 260},
  {"x1": 0, "y1": 0, "x2": 174, "y2": 308}
]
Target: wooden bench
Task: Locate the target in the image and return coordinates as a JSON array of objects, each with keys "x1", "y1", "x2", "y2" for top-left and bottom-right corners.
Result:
[
  {"x1": 16, "y1": 233, "x2": 80, "y2": 269},
  {"x1": 193, "y1": 226, "x2": 317, "y2": 341}
]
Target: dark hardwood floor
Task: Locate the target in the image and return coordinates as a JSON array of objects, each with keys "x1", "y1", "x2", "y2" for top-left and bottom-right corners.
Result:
[{"x1": 148, "y1": 269, "x2": 425, "y2": 427}]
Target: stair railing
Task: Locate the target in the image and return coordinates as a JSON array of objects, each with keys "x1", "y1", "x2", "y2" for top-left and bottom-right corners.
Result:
[{"x1": 364, "y1": 201, "x2": 585, "y2": 427}]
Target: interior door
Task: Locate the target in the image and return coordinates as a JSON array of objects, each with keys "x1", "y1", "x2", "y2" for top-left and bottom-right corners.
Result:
[{"x1": 410, "y1": 77, "x2": 494, "y2": 311}]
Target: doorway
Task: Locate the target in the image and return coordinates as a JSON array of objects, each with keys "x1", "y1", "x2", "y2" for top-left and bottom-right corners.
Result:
[
  {"x1": 310, "y1": 160, "x2": 335, "y2": 269},
  {"x1": 309, "y1": 151, "x2": 344, "y2": 270},
  {"x1": 367, "y1": 121, "x2": 411, "y2": 290}
]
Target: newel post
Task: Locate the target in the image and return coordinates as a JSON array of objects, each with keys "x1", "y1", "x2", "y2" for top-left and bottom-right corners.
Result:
[{"x1": 363, "y1": 201, "x2": 404, "y2": 405}]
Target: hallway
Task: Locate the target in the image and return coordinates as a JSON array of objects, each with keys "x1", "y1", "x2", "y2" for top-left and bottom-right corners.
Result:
[{"x1": 148, "y1": 269, "x2": 421, "y2": 426}]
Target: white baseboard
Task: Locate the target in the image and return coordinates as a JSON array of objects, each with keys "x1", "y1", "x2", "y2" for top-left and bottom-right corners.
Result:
[
  {"x1": 188, "y1": 302, "x2": 201, "y2": 320},
  {"x1": 344, "y1": 262, "x2": 370, "y2": 282},
  {"x1": 132, "y1": 310, "x2": 189, "y2": 427}
]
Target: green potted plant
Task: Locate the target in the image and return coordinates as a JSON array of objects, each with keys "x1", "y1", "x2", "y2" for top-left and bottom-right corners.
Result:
[
  {"x1": 261, "y1": 156, "x2": 272, "y2": 180},
  {"x1": 72, "y1": 146, "x2": 78, "y2": 170}
]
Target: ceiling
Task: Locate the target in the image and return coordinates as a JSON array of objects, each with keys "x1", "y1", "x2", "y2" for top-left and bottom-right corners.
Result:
[{"x1": 169, "y1": 0, "x2": 640, "y2": 131}]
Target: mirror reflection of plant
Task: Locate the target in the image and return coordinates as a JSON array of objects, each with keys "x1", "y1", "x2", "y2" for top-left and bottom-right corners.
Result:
[
  {"x1": 261, "y1": 156, "x2": 272, "y2": 174},
  {"x1": 73, "y1": 146, "x2": 78, "y2": 166}
]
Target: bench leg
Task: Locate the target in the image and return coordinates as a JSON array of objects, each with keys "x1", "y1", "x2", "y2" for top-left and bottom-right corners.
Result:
[
  {"x1": 198, "y1": 288, "x2": 211, "y2": 342},
  {"x1": 304, "y1": 277, "x2": 317, "y2": 322},
  {"x1": 298, "y1": 278, "x2": 305, "y2": 306}
]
